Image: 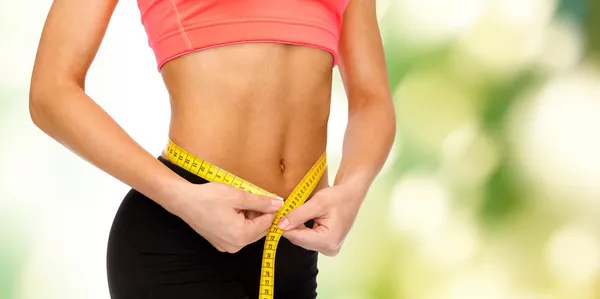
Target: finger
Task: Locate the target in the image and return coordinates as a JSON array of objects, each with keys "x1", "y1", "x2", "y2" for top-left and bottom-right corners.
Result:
[
  {"x1": 235, "y1": 193, "x2": 283, "y2": 213},
  {"x1": 277, "y1": 199, "x2": 324, "y2": 230},
  {"x1": 244, "y1": 213, "x2": 277, "y2": 243},
  {"x1": 295, "y1": 223, "x2": 308, "y2": 230},
  {"x1": 283, "y1": 225, "x2": 328, "y2": 252}
]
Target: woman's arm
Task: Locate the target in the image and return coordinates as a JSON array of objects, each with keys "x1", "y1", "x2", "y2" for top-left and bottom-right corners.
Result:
[
  {"x1": 29, "y1": 0, "x2": 187, "y2": 207},
  {"x1": 279, "y1": 0, "x2": 396, "y2": 255},
  {"x1": 30, "y1": 0, "x2": 282, "y2": 253},
  {"x1": 334, "y1": 0, "x2": 396, "y2": 193}
]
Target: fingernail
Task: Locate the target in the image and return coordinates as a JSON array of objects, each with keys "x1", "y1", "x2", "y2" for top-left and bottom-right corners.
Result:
[
  {"x1": 275, "y1": 195, "x2": 284, "y2": 201},
  {"x1": 271, "y1": 199, "x2": 283, "y2": 209},
  {"x1": 278, "y1": 218, "x2": 289, "y2": 230}
]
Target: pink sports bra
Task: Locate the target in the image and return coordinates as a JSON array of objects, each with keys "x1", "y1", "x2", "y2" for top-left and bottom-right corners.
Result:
[{"x1": 137, "y1": 0, "x2": 350, "y2": 71}]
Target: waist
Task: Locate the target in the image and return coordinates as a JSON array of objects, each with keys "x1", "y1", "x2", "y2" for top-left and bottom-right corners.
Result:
[
  {"x1": 161, "y1": 132, "x2": 329, "y2": 197},
  {"x1": 163, "y1": 102, "x2": 330, "y2": 198}
]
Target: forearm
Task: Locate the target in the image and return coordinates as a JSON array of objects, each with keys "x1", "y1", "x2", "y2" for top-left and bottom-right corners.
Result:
[
  {"x1": 333, "y1": 98, "x2": 396, "y2": 198},
  {"x1": 29, "y1": 82, "x2": 187, "y2": 211}
]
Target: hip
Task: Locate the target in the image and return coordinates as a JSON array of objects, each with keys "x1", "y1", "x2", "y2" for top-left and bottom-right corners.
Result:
[{"x1": 107, "y1": 156, "x2": 319, "y2": 299}]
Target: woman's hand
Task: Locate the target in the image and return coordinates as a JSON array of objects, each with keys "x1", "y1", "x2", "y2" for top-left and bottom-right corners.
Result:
[
  {"x1": 169, "y1": 182, "x2": 283, "y2": 253},
  {"x1": 277, "y1": 184, "x2": 365, "y2": 256}
]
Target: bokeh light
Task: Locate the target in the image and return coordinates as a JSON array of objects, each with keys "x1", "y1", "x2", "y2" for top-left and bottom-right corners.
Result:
[{"x1": 546, "y1": 222, "x2": 600, "y2": 286}]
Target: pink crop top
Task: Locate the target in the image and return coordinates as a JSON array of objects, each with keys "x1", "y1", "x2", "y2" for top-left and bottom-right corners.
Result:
[{"x1": 137, "y1": 0, "x2": 350, "y2": 71}]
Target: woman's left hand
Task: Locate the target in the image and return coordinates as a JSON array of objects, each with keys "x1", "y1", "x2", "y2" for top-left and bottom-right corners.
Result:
[{"x1": 277, "y1": 184, "x2": 365, "y2": 256}]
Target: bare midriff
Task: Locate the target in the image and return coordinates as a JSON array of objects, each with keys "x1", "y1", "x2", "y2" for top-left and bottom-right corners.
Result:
[{"x1": 160, "y1": 43, "x2": 333, "y2": 197}]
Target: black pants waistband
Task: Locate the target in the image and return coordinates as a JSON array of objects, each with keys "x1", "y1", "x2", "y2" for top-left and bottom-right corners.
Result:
[{"x1": 158, "y1": 156, "x2": 209, "y2": 185}]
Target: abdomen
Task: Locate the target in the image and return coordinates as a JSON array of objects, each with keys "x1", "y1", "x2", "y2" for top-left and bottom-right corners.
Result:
[{"x1": 160, "y1": 43, "x2": 333, "y2": 196}]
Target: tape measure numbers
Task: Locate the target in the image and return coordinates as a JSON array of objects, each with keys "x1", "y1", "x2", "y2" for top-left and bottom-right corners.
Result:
[{"x1": 164, "y1": 139, "x2": 327, "y2": 299}]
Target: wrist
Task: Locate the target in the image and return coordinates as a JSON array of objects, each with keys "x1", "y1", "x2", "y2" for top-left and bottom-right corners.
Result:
[
  {"x1": 334, "y1": 175, "x2": 371, "y2": 202},
  {"x1": 151, "y1": 174, "x2": 192, "y2": 214}
]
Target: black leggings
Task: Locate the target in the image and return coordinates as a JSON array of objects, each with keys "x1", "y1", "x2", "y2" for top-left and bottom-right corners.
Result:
[{"x1": 107, "y1": 156, "x2": 318, "y2": 299}]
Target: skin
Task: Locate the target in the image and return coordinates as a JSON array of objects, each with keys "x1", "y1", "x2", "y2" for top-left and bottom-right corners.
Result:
[{"x1": 29, "y1": 0, "x2": 395, "y2": 257}]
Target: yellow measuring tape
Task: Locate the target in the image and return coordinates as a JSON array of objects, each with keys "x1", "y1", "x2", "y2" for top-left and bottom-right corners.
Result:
[{"x1": 164, "y1": 139, "x2": 327, "y2": 299}]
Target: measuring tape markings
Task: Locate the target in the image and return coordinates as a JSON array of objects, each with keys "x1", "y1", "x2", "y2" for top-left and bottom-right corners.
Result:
[{"x1": 165, "y1": 140, "x2": 326, "y2": 299}]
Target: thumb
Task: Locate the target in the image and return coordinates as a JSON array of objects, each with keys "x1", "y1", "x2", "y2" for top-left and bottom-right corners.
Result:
[
  {"x1": 277, "y1": 199, "x2": 324, "y2": 231},
  {"x1": 235, "y1": 193, "x2": 283, "y2": 213}
]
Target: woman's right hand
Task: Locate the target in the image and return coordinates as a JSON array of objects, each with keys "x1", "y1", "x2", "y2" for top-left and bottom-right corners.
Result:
[{"x1": 167, "y1": 181, "x2": 283, "y2": 253}]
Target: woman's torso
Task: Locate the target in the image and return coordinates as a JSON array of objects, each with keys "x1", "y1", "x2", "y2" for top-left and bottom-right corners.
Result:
[{"x1": 160, "y1": 43, "x2": 333, "y2": 196}]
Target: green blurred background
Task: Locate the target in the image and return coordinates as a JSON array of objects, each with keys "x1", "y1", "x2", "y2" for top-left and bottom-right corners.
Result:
[{"x1": 2, "y1": 0, "x2": 600, "y2": 298}]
